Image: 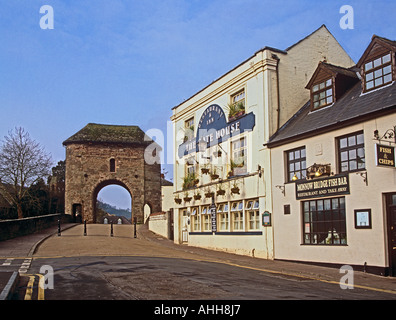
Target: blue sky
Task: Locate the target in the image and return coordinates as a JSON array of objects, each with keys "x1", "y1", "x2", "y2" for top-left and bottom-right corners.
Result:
[{"x1": 0, "y1": 0, "x2": 394, "y2": 208}]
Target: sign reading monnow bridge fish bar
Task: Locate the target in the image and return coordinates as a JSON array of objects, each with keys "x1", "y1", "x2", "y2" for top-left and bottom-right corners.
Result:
[
  {"x1": 178, "y1": 104, "x2": 255, "y2": 158},
  {"x1": 295, "y1": 174, "x2": 350, "y2": 200}
]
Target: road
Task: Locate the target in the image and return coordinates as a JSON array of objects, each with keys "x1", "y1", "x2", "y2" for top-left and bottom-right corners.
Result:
[
  {"x1": 10, "y1": 224, "x2": 396, "y2": 303},
  {"x1": 18, "y1": 255, "x2": 396, "y2": 301}
]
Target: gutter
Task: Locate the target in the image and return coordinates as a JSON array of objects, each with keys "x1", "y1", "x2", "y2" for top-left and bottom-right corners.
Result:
[{"x1": 272, "y1": 54, "x2": 281, "y2": 131}]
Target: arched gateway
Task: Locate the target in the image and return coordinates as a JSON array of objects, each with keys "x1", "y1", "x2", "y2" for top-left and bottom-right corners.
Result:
[{"x1": 63, "y1": 123, "x2": 161, "y2": 223}]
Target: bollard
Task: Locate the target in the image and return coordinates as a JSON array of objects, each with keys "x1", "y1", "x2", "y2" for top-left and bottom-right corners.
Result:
[
  {"x1": 133, "y1": 217, "x2": 137, "y2": 238},
  {"x1": 58, "y1": 219, "x2": 61, "y2": 236},
  {"x1": 84, "y1": 220, "x2": 87, "y2": 236},
  {"x1": 110, "y1": 222, "x2": 113, "y2": 237}
]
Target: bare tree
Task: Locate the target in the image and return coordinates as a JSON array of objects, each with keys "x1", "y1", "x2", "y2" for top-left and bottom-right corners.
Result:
[{"x1": 0, "y1": 127, "x2": 52, "y2": 219}]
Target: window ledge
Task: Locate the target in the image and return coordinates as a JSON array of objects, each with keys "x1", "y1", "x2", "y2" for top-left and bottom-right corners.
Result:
[
  {"x1": 360, "y1": 81, "x2": 395, "y2": 97},
  {"x1": 308, "y1": 103, "x2": 335, "y2": 115},
  {"x1": 300, "y1": 243, "x2": 348, "y2": 246},
  {"x1": 189, "y1": 231, "x2": 263, "y2": 236}
]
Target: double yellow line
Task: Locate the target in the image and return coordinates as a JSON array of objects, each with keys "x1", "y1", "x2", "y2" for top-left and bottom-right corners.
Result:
[{"x1": 20, "y1": 274, "x2": 45, "y2": 300}]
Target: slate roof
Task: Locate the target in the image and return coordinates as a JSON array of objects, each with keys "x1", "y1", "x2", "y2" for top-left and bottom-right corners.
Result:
[
  {"x1": 267, "y1": 81, "x2": 396, "y2": 147},
  {"x1": 63, "y1": 123, "x2": 155, "y2": 146}
]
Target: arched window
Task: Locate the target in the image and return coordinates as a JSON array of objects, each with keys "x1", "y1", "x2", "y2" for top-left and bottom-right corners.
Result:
[{"x1": 110, "y1": 158, "x2": 116, "y2": 172}]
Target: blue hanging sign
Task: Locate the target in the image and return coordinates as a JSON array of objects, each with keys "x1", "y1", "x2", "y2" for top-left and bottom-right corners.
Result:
[{"x1": 178, "y1": 104, "x2": 255, "y2": 158}]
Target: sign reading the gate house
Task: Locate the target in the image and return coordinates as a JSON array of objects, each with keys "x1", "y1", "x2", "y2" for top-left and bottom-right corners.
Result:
[
  {"x1": 178, "y1": 104, "x2": 255, "y2": 158},
  {"x1": 295, "y1": 174, "x2": 350, "y2": 200},
  {"x1": 375, "y1": 144, "x2": 395, "y2": 168}
]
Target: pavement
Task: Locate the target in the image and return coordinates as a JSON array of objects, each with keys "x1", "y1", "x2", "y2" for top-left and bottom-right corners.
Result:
[
  {"x1": 1, "y1": 222, "x2": 396, "y2": 299},
  {"x1": 0, "y1": 223, "x2": 76, "y2": 300}
]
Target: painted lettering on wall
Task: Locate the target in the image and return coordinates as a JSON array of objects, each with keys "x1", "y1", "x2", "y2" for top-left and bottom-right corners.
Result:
[{"x1": 178, "y1": 104, "x2": 255, "y2": 158}]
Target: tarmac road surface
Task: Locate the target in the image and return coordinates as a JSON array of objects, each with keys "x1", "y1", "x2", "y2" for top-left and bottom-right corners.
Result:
[{"x1": 11, "y1": 224, "x2": 396, "y2": 301}]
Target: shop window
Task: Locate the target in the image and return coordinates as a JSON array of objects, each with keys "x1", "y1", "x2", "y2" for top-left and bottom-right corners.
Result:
[
  {"x1": 246, "y1": 199, "x2": 260, "y2": 230},
  {"x1": 337, "y1": 131, "x2": 365, "y2": 173},
  {"x1": 311, "y1": 78, "x2": 334, "y2": 110},
  {"x1": 217, "y1": 203, "x2": 229, "y2": 231},
  {"x1": 201, "y1": 206, "x2": 211, "y2": 231},
  {"x1": 109, "y1": 158, "x2": 116, "y2": 172},
  {"x1": 231, "y1": 137, "x2": 247, "y2": 175},
  {"x1": 191, "y1": 207, "x2": 200, "y2": 231},
  {"x1": 231, "y1": 201, "x2": 244, "y2": 231},
  {"x1": 363, "y1": 53, "x2": 393, "y2": 92},
  {"x1": 302, "y1": 197, "x2": 346, "y2": 245},
  {"x1": 286, "y1": 147, "x2": 306, "y2": 182}
]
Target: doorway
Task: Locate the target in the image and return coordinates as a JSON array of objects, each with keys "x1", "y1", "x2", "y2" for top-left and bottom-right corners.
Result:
[
  {"x1": 386, "y1": 193, "x2": 396, "y2": 276},
  {"x1": 72, "y1": 204, "x2": 82, "y2": 223},
  {"x1": 181, "y1": 208, "x2": 189, "y2": 243}
]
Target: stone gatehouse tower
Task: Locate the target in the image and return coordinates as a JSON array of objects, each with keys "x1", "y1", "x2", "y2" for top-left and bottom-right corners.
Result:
[{"x1": 63, "y1": 123, "x2": 161, "y2": 223}]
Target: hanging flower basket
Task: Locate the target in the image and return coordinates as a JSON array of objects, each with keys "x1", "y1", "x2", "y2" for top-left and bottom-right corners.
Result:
[
  {"x1": 205, "y1": 191, "x2": 214, "y2": 198},
  {"x1": 174, "y1": 197, "x2": 182, "y2": 204},
  {"x1": 184, "y1": 196, "x2": 192, "y2": 203},
  {"x1": 231, "y1": 187, "x2": 240, "y2": 194},
  {"x1": 216, "y1": 189, "x2": 226, "y2": 196},
  {"x1": 210, "y1": 173, "x2": 219, "y2": 180},
  {"x1": 193, "y1": 193, "x2": 202, "y2": 200},
  {"x1": 201, "y1": 168, "x2": 210, "y2": 174}
]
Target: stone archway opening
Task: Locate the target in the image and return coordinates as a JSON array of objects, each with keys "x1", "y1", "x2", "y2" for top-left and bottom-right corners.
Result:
[
  {"x1": 93, "y1": 180, "x2": 132, "y2": 224},
  {"x1": 144, "y1": 203, "x2": 152, "y2": 223}
]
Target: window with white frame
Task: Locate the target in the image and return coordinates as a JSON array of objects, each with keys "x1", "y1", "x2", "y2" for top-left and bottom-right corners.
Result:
[
  {"x1": 201, "y1": 206, "x2": 211, "y2": 231},
  {"x1": 217, "y1": 203, "x2": 229, "y2": 231},
  {"x1": 246, "y1": 199, "x2": 260, "y2": 230},
  {"x1": 184, "y1": 117, "x2": 195, "y2": 141},
  {"x1": 231, "y1": 137, "x2": 247, "y2": 175},
  {"x1": 231, "y1": 201, "x2": 244, "y2": 231},
  {"x1": 191, "y1": 207, "x2": 200, "y2": 231}
]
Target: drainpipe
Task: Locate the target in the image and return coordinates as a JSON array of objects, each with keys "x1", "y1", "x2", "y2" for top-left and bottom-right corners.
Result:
[{"x1": 272, "y1": 54, "x2": 281, "y2": 131}]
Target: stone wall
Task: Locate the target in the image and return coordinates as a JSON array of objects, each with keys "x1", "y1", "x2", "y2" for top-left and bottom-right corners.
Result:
[{"x1": 0, "y1": 214, "x2": 70, "y2": 241}]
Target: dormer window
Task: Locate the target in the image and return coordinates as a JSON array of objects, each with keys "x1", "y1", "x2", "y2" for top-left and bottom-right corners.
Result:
[
  {"x1": 357, "y1": 35, "x2": 396, "y2": 93},
  {"x1": 312, "y1": 78, "x2": 333, "y2": 110},
  {"x1": 363, "y1": 53, "x2": 392, "y2": 91},
  {"x1": 306, "y1": 62, "x2": 359, "y2": 112}
]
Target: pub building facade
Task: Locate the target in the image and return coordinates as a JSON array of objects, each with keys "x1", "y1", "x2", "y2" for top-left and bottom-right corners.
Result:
[
  {"x1": 170, "y1": 25, "x2": 354, "y2": 259},
  {"x1": 267, "y1": 35, "x2": 396, "y2": 276}
]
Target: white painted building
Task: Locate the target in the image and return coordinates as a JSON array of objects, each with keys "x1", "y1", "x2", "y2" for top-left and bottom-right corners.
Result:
[
  {"x1": 170, "y1": 25, "x2": 354, "y2": 259},
  {"x1": 267, "y1": 35, "x2": 396, "y2": 276}
]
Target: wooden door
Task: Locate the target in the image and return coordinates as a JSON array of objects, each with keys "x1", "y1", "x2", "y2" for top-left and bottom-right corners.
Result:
[{"x1": 386, "y1": 193, "x2": 396, "y2": 276}]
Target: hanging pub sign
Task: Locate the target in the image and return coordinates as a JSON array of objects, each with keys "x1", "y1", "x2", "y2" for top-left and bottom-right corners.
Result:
[
  {"x1": 178, "y1": 104, "x2": 255, "y2": 158},
  {"x1": 375, "y1": 144, "x2": 395, "y2": 168},
  {"x1": 295, "y1": 173, "x2": 350, "y2": 200}
]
